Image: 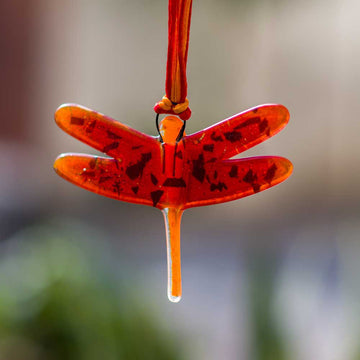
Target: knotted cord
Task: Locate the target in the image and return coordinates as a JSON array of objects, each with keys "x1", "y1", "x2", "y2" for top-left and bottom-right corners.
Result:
[{"x1": 154, "y1": 0, "x2": 193, "y2": 121}]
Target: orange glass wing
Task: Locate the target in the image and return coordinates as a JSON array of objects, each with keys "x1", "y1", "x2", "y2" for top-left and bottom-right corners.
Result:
[
  {"x1": 55, "y1": 104, "x2": 161, "y2": 158},
  {"x1": 54, "y1": 104, "x2": 165, "y2": 207},
  {"x1": 55, "y1": 154, "x2": 167, "y2": 207},
  {"x1": 184, "y1": 104, "x2": 289, "y2": 160},
  {"x1": 182, "y1": 104, "x2": 292, "y2": 209},
  {"x1": 183, "y1": 156, "x2": 292, "y2": 209}
]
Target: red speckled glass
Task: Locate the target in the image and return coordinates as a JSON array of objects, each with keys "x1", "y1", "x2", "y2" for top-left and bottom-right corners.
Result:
[{"x1": 54, "y1": 103, "x2": 292, "y2": 302}]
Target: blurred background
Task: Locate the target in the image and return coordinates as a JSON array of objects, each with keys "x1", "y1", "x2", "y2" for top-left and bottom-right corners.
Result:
[{"x1": 1, "y1": 0, "x2": 360, "y2": 359}]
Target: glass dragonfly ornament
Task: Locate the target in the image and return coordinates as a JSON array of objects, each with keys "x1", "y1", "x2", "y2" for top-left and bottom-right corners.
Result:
[
  {"x1": 54, "y1": 0, "x2": 292, "y2": 302},
  {"x1": 54, "y1": 104, "x2": 292, "y2": 302}
]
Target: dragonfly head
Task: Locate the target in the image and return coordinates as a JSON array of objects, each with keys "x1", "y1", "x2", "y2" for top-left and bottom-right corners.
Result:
[{"x1": 159, "y1": 116, "x2": 186, "y2": 144}]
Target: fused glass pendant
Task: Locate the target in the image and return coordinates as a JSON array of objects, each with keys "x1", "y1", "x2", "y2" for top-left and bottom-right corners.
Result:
[{"x1": 54, "y1": 103, "x2": 292, "y2": 302}]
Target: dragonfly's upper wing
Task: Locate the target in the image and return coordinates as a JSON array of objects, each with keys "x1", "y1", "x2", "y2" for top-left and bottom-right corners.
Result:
[
  {"x1": 54, "y1": 154, "x2": 167, "y2": 208},
  {"x1": 183, "y1": 104, "x2": 289, "y2": 161},
  {"x1": 55, "y1": 104, "x2": 160, "y2": 158},
  {"x1": 183, "y1": 156, "x2": 292, "y2": 209},
  {"x1": 54, "y1": 104, "x2": 165, "y2": 208}
]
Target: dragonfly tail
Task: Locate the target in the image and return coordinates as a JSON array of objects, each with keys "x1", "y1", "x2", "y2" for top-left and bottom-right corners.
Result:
[{"x1": 162, "y1": 207, "x2": 183, "y2": 303}]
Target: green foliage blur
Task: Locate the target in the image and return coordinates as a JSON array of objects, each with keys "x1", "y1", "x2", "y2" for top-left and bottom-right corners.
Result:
[
  {"x1": 0, "y1": 225, "x2": 181, "y2": 360},
  {"x1": 249, "y1": 259, "x2": 286, "y2": 360}
]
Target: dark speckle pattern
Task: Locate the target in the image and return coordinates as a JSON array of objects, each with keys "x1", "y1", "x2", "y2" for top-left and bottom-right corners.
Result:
[
  {"x1": 259, "y1": 119, "x2": 269, "y2": 133},
  {"x1": 234, "y1": 116, "x2": 269, "y2": 135},
  {"x1": 70, "y1": 117, "x2": 84, "y2": 126},
  {"x1": 252, "y1": 183, "x2": 260, "y2": 193},
  {"x1": 229, "y1": 165, "x2": 238, "y2": 178},
  {"x1": 163, "y1": 178, "x2": 186, "y2": 187},
  {"x1": 210, "y1": 132, "x2": 223, "y2": 142},
  {"x1": 203, "y1": 144, "x2": 214, "y2": 152},
  {"x1": 151, "y1": 190, "x2": 164, "y2": 207},
  {"x1": 126, "y1": 152, "x2": 152, "y2": 180},
  {"x1": 192, "y1": 154, "x2": 206, "y2": 183},
  {"x1": 210, "y1": 182, "x2": 228, "y2": 192},
  {"x1": 243, "y1": 169, "x2": 257, "y2": 183},
  {"x1": 107, "y1": 130, "x2": 122, "y2": 140},
  {"x1": 224, "y1": 131, "x2": 241, "y2": 143},
  {"x1": 243, "y1": 169, "x2": 260, "y2": 193},
  {"x1": 151, "y1": 173, "x2": 158, "y2": 185},
  {"x1": 235, "y1": 117, "x2": 260, "y2": 130},
  {"x1": 103, "y1": 142, "x2": 120, "y2": 153},
  {"x1": 264, "y1": 164, "x2": 277, "y2": 183}
]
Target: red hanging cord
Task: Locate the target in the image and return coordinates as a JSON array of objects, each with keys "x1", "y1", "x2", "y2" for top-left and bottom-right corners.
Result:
[{"x1": 154, "y1": 0, "x2": 193, "y2": 121}]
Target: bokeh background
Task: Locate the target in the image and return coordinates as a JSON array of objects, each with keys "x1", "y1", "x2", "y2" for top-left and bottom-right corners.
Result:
[{"x1": 1, "y1": 0, "x2": 360, "y2": 359}]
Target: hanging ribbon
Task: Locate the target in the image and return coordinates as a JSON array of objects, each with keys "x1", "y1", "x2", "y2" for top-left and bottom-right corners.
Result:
[{"x1": 154, "y1": 0, "x2": 193, "y2": 121}]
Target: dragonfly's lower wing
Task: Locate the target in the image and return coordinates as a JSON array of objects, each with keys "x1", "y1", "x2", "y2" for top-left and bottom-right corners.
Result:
[
  {"x1": 54, "y1": 154, "x2": 166, "y2": 208},
  {"x1": 183, "y1": 156, "x2": 293, "y2": 209}
]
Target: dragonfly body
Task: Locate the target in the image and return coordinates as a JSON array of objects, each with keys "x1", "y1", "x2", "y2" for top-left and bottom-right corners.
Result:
[{"x1": 54, "y1": 104, "x2": 292, "y2": 301}]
